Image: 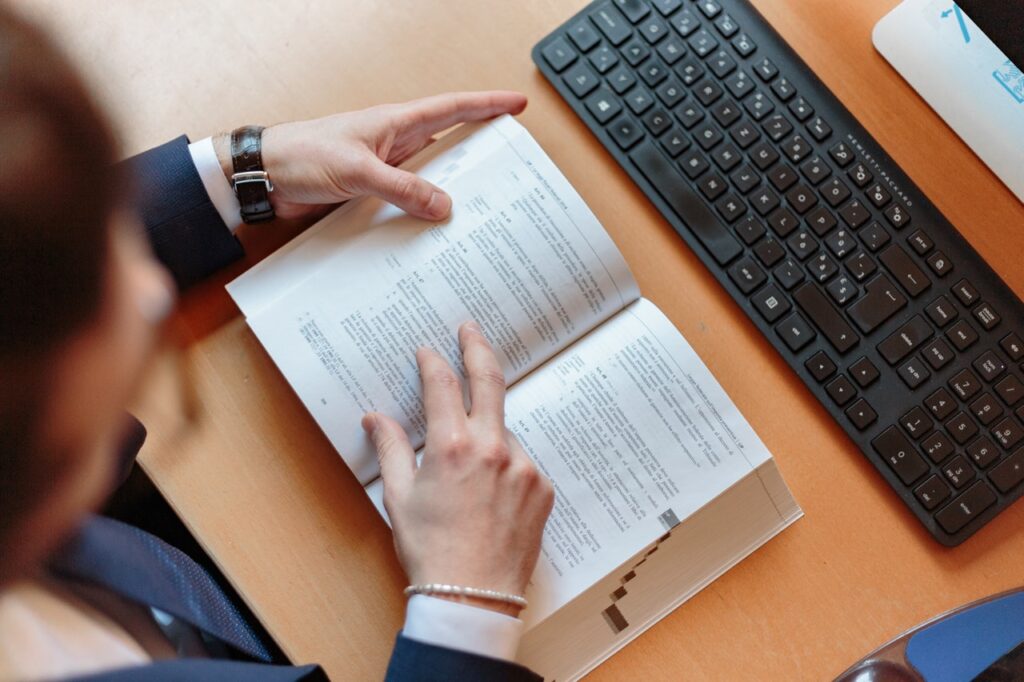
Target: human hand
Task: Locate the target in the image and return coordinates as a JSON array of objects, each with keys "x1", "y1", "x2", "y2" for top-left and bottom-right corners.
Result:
[
  {"x1": 216, "y1": 91, "x2": 527, "y2": 221},
  {"x1": 361, "y1": 321, "x2": 554, "y2": 617}
]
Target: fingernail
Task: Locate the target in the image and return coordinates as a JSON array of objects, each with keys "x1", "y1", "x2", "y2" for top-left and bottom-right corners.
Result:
[
  {"x1": 361, "y1": 413, "x2": 378, "y2": 436},
  {"x1": 464, "y1": 321, "x2": 482, "y2": 334},
  {"x1": 427, "y1": 190, "x2": 451, "y2": 219}
]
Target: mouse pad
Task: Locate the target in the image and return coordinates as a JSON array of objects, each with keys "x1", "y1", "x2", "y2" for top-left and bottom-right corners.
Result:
[{"x1": 873, "y1": 0, "x2": 1024, "y2": 204}]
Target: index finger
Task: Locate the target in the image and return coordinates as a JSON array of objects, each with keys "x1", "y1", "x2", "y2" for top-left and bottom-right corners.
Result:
[{"x1": 399, "y1": 90, "x2": 528, "y2": 137}]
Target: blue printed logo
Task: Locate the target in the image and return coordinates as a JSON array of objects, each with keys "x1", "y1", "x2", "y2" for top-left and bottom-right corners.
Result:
[{"x1": 993, "y1": 60, "x2": 1024, "y2": 104}]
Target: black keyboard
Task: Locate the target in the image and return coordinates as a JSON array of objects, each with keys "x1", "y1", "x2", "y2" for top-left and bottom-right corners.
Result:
[{"x1": 532, "y1": 0, "x2": 1024, "y2": 545}]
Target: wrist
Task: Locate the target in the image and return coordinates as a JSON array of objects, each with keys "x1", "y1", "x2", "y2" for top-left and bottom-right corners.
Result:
[
  {"x1": 212, "y1": 132, "x2": 233, "y2": 183},
  {"x1": 430, "y1": 592, "x2": 522, "y2": 618}
]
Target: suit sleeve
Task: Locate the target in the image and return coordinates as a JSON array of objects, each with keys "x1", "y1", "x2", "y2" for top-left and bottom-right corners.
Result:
[
  {"x1": 70, "y1": 660, "x2": 326, "y2": 681},
  {"x1": 122, "y1": 135, "x2": 244, "y2": 289},
  {"x1": 385, "y1": 634, "x2": 543, "y2": 681}
]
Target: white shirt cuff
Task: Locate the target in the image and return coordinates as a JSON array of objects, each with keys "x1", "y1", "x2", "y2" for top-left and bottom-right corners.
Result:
[
  {"x1": 401, "y1": 595, "x2": 523, "y2": 663},
  {"x1": 187, "y1": 136, "x2": 242, "y2": 233}
]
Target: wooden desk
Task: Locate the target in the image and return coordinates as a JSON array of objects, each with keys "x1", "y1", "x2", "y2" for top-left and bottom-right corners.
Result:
[{"x1": 20, "y1": 0, "x2": 1024, "y2": 678}]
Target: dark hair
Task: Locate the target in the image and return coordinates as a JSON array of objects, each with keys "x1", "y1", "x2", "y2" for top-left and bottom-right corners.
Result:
[{"x1": 0, "y1": 3, "x2": 122, "y2": 544}]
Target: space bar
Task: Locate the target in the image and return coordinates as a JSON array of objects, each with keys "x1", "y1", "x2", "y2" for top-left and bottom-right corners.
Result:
[{"x1": 629, "y1": 140, "x2": 742, "y2": 265}]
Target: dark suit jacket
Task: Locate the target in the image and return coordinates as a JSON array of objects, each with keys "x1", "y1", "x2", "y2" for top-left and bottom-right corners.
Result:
[{"x1": 60, "y1": 136, "x2": 541, "y2": 681}]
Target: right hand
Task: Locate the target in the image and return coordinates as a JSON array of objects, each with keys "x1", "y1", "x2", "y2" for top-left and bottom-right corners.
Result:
[{"x1": 361, "y1": 321, "x2": 554, "y2": 616}]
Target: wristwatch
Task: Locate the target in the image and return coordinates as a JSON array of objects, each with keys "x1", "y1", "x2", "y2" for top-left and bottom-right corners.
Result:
[{"x1": 230, "y1": 125, "x2": 276, "y2": 223}]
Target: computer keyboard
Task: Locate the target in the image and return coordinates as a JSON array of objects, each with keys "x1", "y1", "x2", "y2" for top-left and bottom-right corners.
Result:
[{"x1": 532, "y1": 0, "x2": 1024, "y2": 545}]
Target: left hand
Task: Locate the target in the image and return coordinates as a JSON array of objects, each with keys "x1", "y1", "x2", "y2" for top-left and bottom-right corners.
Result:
[{"x1": 215, "y1": 90, "x2": 527, "y2": 221}]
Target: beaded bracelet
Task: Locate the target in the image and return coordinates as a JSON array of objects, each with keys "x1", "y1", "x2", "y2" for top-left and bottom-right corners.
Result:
[{"x1": 404, "y1": 583, "x2": 528, "y2": 609}]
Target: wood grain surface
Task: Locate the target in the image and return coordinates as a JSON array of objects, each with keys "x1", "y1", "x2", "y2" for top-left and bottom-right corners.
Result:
[{"x1": 14, "y1": 0, "x2": 1024, "y2": 678}]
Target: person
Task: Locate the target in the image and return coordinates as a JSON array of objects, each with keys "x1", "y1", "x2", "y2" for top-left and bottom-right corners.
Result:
[{"x1": 0, "y1": 4, "x2": 553, "y2": 680}]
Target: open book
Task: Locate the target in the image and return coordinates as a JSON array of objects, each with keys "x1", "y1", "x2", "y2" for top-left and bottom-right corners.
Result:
[{"x1": 228, "y1": 115, "x2": 801, "y2": 681}]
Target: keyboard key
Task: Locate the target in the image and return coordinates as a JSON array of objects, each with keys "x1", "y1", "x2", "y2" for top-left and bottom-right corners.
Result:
[
  {"x1": 826, "y1": 274, "x2": 857, "y2": 305},
  {"x1": 697, "y1": 172, "x2": 728, "y2": 201},
  {"x1": 782, "y1": 134, "x2": 812, "y2": 163},
  {"x1": 794, "y1": 282, "x2": 858, "y2": 353},
  {"x1": 805, "y1": 350, "x2": 837, "y2": 382},
  {"x1": 898, "y1": 357, "x2": 931, "y2": 389},
  {"x1": 878, "y1": 315, "x2": 932, "y2": 365},
  {"x1": 1000, "y1": 333, "x2": 1024, "y2": 362},
  {"x1": 734, "y1": 215, "x2": 765, "y2": 245},
  {"x1": 850, "y1": 356, "x2": 880, "y2": 387},
  {"x1": 949, "y1": 368, "x2": 982, "y2": 401},
  {"x1": 629, "y1": 140, "x2": 742, "y2": 265},
  {"x1": 860, "y1": 221, "x2": 890, "y2": 252},
  {"x1": 872, "y1": 426, "x2": 928, "y2": 485},
  {"x1": 926, "y1": 252, "x2": 953, "y2": 278},
  {"x1": 730, "y1": 119, "x2": 761, "y2": 148},
  {"x1": 659, "y1": 128, "x2": 690, "y2": 157},
  {"x1": 608, "y1": 115, "x2": 645, "y2": 149},
  {"x1": 728, "y1": 256, "x2": 766, "y2": 294},
  {"x1": 826, "y1": 375, "x2": 857, "y2": 406},
  {"x1": 825, "y1": 228, "x2": 855, "y2": 259},
  {"x1": 563, "y1": 62, "x2": 601, "y2": 97},
  {"x1": 744, "y1": 91, "x2": 774, "y2": 121},
  {"x1": 807, "y1": 116, "x2": 832, "y2": 142},
  {"x1": 715, "y1": 193, "x2": 746, "y2": 223},
  {"x1": 972, "y1": 302, "x2": 1000, "y2": 331},
  {"x1": 946, "y1": 320, "x2": 979, "y2": 352},
  {"x1": 731, "y1": 33, "x2": 756, "y2": 57},
  {"x1": 543, "y1": 37, "x2": 578, "y2": 71},
  {"x1": 921, "y1": 338, "x2": 955, "y2": 370},
  {"x1": 907, "y1": 230, "x2": 934, "y2": 256},
  {"x1": 773, "y1": 258, "x2": 805, "y2": 290},
  {"x1": 754, "y1": 57, "x2": 778, "y2": 81},
  {"x1": 612, "y1": 0, "x2": 649, "y2": 23},
  {"x1": 589, "y1": 45, "x2": 621, "y2": 73},
  {"x1": 970, "y1": 393, "x2": 1004, "y2": 426},
  {"x1": 670, "y1": 8, "x2": 702, "y2": 37},
  {"x1": 829, "y1": 142, "x2": 855, "y2": 168},
  {"x1": 806, "y1": 207, "x2": 837, "y2": 237},
  {"x1": 847, "y1": 274, "x2": 907, "y2": 334},
  {"x1": 884, "y1": 203, "x2": 911, "y2": 229},
  {"x1": 608, "y1": 64, "x2": 638, "y2": 93},
  {"x1": 846, "y1": 399, "x2": 877, "y2": 430},
  {"x1": 879, "y1": 245, "x2": 930, "y2": 297},
  {"x1": 750, "y1": 187, "x2": 780, "y2": 216},
  {"x1": 688, "y1": 29, "x2": 719, "y2": 57},
  {"x1": 786, "y1": 184, "x2": 818, "y2": 214},
  {"x1": 945, "y1": 412, "x2": 978, "y2": 445},
  {"x1": 821, "y1": 178, "x2": 851, "y2": 207},
  {"x1": 900, "y1": 406, "x2": 933, "y2": 440},
  {"x1": 951, "y1": 279, "x2": 979, "y2": 307},
  {"x1": 808, "y1": 252, "x2": 838, "y2": 283},
  {"x1": 567, "y1": 21, "x2": 601, "y2": 51},
  {"x1": 768, "y1": 163, "x2": 799, "y2": 192},
  {"x1": 992, "y1": 416, "x2": 1024, "y2": 450},
  {"x1": 973, "y1": 351, "x2": 1006, "y2": 383},
  {"x1": 724, "y1": 70, "x2": 755, "y2": 100},
  {"x1": 711, "y1": 101, "x2": 742, "y2": 129},
  {"x1": 679, "y1": 147, "x2": 710, "y2": 178},
  {"x1": 675, "y1": 102, "x2": 704, "y2": 128},
  {"x1": 750, "y1": 142, "x2": 780, "y2": 170},
  {"x1": 787, "y1": 230, "x2": 818, "y2": 260},
  {"x1": 771, "y1": 77, "x2": 796, "y2": 101},
  {"x1": 651, "y1": 0, "x2": 682, "y2": 15},
  {"x1": 847, "y1": 162, "x2": 873, "y2": 187},
  {"x1": 767, "y1": 207, "x2": 798, "y2": 237},
  {"x1": 995, "y1": 375, "x2": 1024, "y2": 406},
  {"x1": 845, "y1": 251, "x2": 877, "y2": 282},
  {"x1": 640, "y1": 61, "x2": 670, "y2": 87},
  {"x1": 942, "y1": 455, "x2": 975, "y2": 489},
  {"x1": 989, "y1": 447, "x2": 1024, "y2": 493},
  {"x1": 643, "y1": 108, "x2": 673, "y2": 135},
  {"x1": 753, "y1": 284, "x2": 791, "y2": 323},
  {"x1": 657, "y1": 35, "x2": 688, "y2": 64},
  {"x1": 925, "y1": 387, "x2": 957, "y2": 420},
  {"x1": 639, "y1": 16, "x2": 670, "y2": 43},
  {"x1": 693, "y1": 121, "x2": 724, "y2": 150},
  {"x1": 714, "y1": 13, "x2": 739, "y2": 37},
  {"x1": 708, "y1": 49, "x2": 737, "y2": 78},
  {"x1": 935, "y1": 481, "x2": 996, "y2": 534},
  {"x1": 586, "y1": 87, "x2": 623, "y2": 123},
  {"x1": 925, "y1": 295, "x2": 958, "y2": 327},
  {"x1": 866, "y1": 183, "x2": 891, "y2": 208},
  {"x1": 696, "y1": 0, "x2": 722, "y2": 19},
  {"x1": 714, "y1": 144, "x2": 745, "y2": 175},
  {"x1": 788, "y1": 97, "x2": 814, "y2": 122},
  {"x1": 753, "y1": 237, "x2": 785, "y2": 267},
  {"x1": 776, "y1": 312, "x2": 815, "y2": 351},
  {"x1": 592, "y1": 2, "x2": 635, "y2": 44},
  {"x1": 838, "y1": 200, "x2": 870, "y2": 229},
  {"x1": 921, "y1": 432, "x2": 954, "y2": 463},
  {"x1": 800, "y1": 156, "x2": 831, "y2": 185},
  {"x1": 730, "y1": 163, "x2": 759, "y2": 192},
  {"x1": 914, "y1": 475, "x2": 951, "y2": 510},
  {"x1": 967, "y1": 436, "x2": 999, "y2": 468},
  {"x1": 621, "y1": 38, "x2": 651, "y2": 66}
]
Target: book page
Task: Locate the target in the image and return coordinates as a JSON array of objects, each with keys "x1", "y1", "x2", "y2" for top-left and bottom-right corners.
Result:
[
  {"x1": 240, "y1": 116, "x2": 640, "y2": 484},
  {"x1": 364, "y1": 298, "x2": 778, "y2": 627}
]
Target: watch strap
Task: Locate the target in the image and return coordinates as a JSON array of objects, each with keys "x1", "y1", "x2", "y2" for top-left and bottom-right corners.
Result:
[{"x1": 230, "y1": 126, "x2": 275, "y2": 223}]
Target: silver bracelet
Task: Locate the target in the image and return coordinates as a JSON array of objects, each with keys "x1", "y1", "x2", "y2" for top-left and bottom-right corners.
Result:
[{"x1": 404, "y1": 583, "x2": 528, "y2": 609}]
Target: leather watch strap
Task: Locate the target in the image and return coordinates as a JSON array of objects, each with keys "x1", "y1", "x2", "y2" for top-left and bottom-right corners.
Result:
[{"x1": 230, "y1": 125, "x2": 275, "y2": 223}]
